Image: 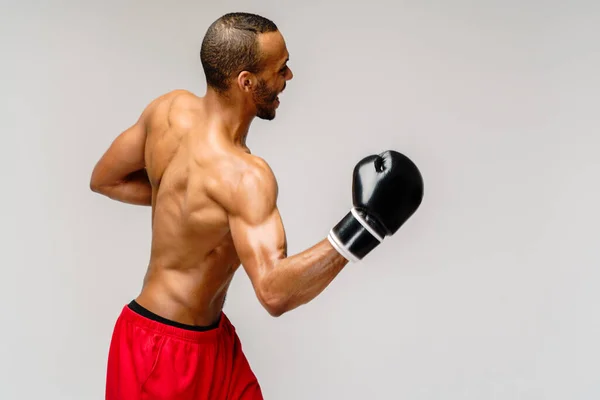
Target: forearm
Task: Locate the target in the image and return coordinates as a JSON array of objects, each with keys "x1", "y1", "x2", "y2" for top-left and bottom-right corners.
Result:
[
  {"x1": 91, "y1": 169, "x2": 152, "y2": 206},
  {"x1": 259, "y1": 239, "x2": 348, "y2": 316}
]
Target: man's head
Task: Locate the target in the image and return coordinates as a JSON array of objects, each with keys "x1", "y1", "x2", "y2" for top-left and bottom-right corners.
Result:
[{"x1": 200, "y1": 12, "x2": 293, "y2": 120}]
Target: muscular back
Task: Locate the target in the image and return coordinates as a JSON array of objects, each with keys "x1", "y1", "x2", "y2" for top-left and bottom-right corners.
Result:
[
  {"x1": 137, "y1": 90, "x2": 255, "y2": 326},
  {"x1": 93, "y1": 87, "x2": 343, "y2": 323}
]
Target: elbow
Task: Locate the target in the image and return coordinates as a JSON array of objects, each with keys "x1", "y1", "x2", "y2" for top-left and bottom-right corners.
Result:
[
  {"x1": 89, "y1": 168, "x2": 101, "y2": 193},
  {"x1": 266, "y1": 305, "x2": 286, "y2": 318},
  {"x1": 89, "y1": 178, "x2": 111, "y2": 195},
  {"x1": 263, "y1": 296, "x2": 289, "y2": 318},
  {"x1": 89, "y1": 173, "x2": 103, "y2": 193},
  {"x1": 90, "y1": 181, "x2": 108, "y2": 196},
  {"x1": 89, "y1": 181, "x2": 101, "y2": 193},
  {"x1": 257, "y1": 286, "x2": 289, "y2": 318},
  {"x1": 89, "y1": 167, "x2": 112, "y2": 195}
]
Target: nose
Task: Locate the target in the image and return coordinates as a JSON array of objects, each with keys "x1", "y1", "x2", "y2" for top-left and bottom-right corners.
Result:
[{"x1": 286, "y1": 67, "x2": 294, "y2": 81}]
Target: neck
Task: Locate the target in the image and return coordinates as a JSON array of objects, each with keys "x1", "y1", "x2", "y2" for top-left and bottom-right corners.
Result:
[{"x1": 203, "y1": 87, "x2": 256, "y2": 147}]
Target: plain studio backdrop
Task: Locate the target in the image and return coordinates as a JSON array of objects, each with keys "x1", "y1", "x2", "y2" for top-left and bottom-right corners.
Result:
[{"x1": 1, "y1": 0, "x2": 599, "y2": 399}]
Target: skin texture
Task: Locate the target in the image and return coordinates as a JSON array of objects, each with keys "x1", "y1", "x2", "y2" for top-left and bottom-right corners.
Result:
[{"x1": 90, "y1": 31, "x2": 348, "y2": 326}]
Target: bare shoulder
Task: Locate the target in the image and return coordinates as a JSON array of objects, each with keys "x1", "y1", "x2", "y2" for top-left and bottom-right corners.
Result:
[
  {"x1": 236, "y1": 154, "x2": 278, "y2": 203},
  {"x1": 208, "y1": 152, "x2": 278, "y2": 221},
  {"x1": 142, "y1": 89, "x2": 201, "y2": 128}
]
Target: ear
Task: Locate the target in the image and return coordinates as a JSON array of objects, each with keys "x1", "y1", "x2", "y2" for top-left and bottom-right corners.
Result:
[{"x1": 236, "y1": 71, "x2": 256, "y2": 93}]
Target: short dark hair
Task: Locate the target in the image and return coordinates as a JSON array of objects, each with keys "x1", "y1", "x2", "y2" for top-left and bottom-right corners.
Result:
[{"x1": 200, "y1": 12, "x2": 278, "y2": 93}]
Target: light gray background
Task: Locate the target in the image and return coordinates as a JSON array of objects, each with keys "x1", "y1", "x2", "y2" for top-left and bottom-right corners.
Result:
[{"x1": 2, "y1": 0, "x2": 599, "y2": 399}]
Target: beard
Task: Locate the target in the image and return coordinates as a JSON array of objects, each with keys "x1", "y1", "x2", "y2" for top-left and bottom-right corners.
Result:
[{"x1": 253, "y1": 78, "x2": 281, "y2": 121}]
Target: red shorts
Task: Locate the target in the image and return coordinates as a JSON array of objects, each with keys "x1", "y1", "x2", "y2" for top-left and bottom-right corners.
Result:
[{"x1": 105, "y1": 302, "x2": 263, "y2": 400}]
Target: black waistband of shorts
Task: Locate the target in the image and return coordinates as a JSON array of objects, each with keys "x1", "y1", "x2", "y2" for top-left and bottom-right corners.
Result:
[{"x1": 127, "y1": 300, "x2": 221, "y2": 332}]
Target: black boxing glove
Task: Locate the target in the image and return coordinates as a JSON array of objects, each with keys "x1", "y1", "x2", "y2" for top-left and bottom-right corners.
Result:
[{"x1": 327, "y1": 150, "x2": 424, "y2": 262}]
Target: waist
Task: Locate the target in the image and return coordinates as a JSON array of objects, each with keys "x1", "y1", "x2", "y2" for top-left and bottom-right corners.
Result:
[
  {"x1": 134, "y1": 291, "x2": 227, "y2": 327},
  {"x1": 128, "y1": 299, "x2": 222, "y2": 331},
  {"x1": 136, "y1": 275, "x2": 229, "y2": 327},
  {"x1": 117, "y1": 300, "x2": 232, "y2": 344}
]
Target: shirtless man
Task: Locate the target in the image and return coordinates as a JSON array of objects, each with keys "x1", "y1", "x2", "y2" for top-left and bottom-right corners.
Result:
[{"x1": 90, "y1": 12, "x2": 423, "y2": 400}]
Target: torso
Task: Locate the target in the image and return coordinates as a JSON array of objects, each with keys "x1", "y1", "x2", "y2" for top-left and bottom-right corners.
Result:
[{"x1": 135, "y1": 90, "x2": 250, "y2": 327}]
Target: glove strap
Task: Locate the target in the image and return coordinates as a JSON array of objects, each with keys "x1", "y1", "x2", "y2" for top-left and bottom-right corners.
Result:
[{"x1": 327, "y1": 208, "x2": 384, "y2": 262}]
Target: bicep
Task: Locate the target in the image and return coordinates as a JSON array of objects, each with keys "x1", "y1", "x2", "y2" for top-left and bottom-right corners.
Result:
[
  {"x1": 229, "y1": 206, "x2": 287, "y2": 285},
  {"x1": 222, "y1": 162, "x2": 287, "y2": 288}
]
